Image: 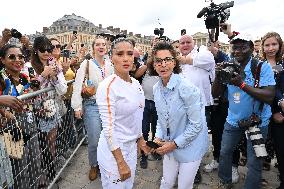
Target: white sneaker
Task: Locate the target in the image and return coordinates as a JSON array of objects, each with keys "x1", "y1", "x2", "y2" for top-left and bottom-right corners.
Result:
[
  {"x1": 232, "y1": 166, "x2": 239, "y2": 183},
  {"x1": 204, "y1": 160, "x2": 219, "y2": 173}
]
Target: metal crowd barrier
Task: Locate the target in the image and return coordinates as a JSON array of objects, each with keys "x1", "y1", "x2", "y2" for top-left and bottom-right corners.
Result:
[{"x1": 0, "y1": 80, "x2": 86, "y2": 189}]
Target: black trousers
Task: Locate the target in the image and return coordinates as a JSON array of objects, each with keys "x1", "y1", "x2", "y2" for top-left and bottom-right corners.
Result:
[
  {"x1": 210, "y1": 101, "x2": 240, "y2": 165},
  {"x1": 271, "y1": 121, "x2": 284, "y2": 184}
]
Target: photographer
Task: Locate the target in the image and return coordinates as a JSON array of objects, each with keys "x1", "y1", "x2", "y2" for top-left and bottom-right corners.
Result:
[
  {"x1": 213, "y1": 24, "x2": 276, "y2": 188},
  {"x1": 205, "y1": 41, "x2": 241, "y2": 184}
]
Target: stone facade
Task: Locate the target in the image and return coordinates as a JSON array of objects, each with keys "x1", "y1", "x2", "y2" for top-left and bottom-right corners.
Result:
[
  {"x1": 192, "y1": 32, "x2": 230, "y2": 53},
  {"x1": 42, "y1": 13, "x2": 151, "y2": 54}
]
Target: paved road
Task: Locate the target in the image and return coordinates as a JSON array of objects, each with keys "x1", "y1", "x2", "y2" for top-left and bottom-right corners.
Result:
[{"x1": 56, "y1": 143, "x2": 280, "y2": 189}]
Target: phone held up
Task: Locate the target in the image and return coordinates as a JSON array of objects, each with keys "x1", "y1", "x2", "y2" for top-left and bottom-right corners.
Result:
[
  {"x1": 73, "y1": 30, "x2": 77, "y2": 39},
  {"x1": 63, "y1": 49, "x2": 70, "y2": 62}
]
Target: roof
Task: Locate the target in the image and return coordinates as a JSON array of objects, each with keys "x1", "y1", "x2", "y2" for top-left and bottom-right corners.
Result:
[{"x1": 50, "y1": 13, "x2": 96, "y2": 28}]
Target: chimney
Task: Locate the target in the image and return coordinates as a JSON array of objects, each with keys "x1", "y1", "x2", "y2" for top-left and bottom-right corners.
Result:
[
  {"x1": 107, "y1": 26, "x2": 113, "y2": 31},
  {"x1": 42, "y1": 27, "x2": 49, "y2": 34},
  {"x1": 135, "y1": 34, "x2": 141, "y2": 38},
  {"x1": 115, "y1": 28, "x2": 121, "y2": 33}
]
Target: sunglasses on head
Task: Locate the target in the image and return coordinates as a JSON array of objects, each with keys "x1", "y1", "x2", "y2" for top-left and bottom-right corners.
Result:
[
  {"x1": 38, "y1": 47, "x2": 53, "y2": 53},
  {"x1": 51, "y1": 44, "x2": 61, "y2": 49},
  {"x1": 7, "y1": 54, "x2": 25, "y2": 61}
]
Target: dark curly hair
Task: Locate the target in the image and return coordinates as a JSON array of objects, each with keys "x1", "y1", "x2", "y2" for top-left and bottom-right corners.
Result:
[{"x1": 148, "y1": 41, "x2": 181, "y2": 76}]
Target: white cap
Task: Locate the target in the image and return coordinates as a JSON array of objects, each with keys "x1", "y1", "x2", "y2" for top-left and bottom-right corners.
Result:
[{"x1": 231, "y1": 33, "x2": 254, "y2": 43}]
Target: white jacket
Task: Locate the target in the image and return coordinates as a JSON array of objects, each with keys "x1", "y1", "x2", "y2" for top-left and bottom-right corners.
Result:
[{"x1": 71, "y1": 58, "x2": 114, "y2": 111}]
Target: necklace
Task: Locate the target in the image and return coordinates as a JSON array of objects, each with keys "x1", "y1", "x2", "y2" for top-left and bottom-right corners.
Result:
[{"x1": 93, "y1": 59, "x2": 106, "y2": 79}]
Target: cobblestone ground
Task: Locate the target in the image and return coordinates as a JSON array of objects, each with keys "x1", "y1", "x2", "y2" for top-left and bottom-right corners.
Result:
[{"x1": 56, "y1": 143, "x2": 280, "y2": 189}]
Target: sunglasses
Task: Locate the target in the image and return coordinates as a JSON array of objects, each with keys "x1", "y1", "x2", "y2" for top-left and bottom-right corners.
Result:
[
  {"x1": 7, "y1": 54, "x2": 25, "y2": 61},
  {"x1": 38, "y1": 47, "x2": 53, "y2": 53},
  {"x1": 51, "y1": 44, "x2": 61, "y2": 49}
]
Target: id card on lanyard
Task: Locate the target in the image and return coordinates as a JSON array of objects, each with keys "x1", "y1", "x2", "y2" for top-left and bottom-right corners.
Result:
[{"x1": 161, "y1": 86, "x2": 171, "y2": 141}]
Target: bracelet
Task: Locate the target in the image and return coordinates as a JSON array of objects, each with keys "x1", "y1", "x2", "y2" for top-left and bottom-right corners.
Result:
[{"x1": 239, "y1": 82, "x2": 246, "y2": 90}]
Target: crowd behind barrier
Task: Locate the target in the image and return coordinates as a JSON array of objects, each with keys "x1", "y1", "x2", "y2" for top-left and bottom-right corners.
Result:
[{"x1": 0, "y1": 80, "x2": 87, "y2": 189}]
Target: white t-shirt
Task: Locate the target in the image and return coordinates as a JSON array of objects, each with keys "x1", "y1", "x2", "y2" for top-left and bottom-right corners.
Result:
[
  {"x1": 181, "y1": 46, "x2": 215, "y2": 106},
  {"x1": 96, "y1": 74, "x2": 145, "y2": 171}
]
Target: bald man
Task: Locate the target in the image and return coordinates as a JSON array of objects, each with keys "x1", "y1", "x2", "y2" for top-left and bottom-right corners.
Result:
[{"x1": 179, "y1": 35, "x2": 215, "y2": 109}]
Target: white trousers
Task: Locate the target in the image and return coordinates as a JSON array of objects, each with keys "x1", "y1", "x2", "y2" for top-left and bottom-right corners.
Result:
[
  {"x1": 99, "y1": 140, "x2": 137, "y2": 189},
  {"x1": 100, "y1": 165, "x2": 136, "y2": 189},
  {"x1": 160, "y1": 154, "x2": 201, "y2": 189}
]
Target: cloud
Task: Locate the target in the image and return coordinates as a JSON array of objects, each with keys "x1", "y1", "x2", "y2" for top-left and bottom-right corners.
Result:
[{"x1": 0, "y1": 0, "x2": 283, "y2": 44}]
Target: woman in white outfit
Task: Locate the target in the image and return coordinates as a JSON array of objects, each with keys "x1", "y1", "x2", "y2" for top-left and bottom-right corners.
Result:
[{"x1": 96, "y1": 38, "x2": 151, "y2": 189}]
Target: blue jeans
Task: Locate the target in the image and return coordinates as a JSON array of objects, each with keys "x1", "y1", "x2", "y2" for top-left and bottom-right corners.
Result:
[
  {"x1": 83, "y1": 99, "x2": 102, "y2": 167},
  {"x1": 142, "y1": 100, "x2": 158, "y2": 142},
  {"x1": 218, "y1": 122, "x2": 268, "y2": 189}
]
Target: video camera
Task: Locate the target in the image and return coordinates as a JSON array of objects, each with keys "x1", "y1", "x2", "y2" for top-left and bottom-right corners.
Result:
[
  {"x1": 216, "y1": 61, "x2": 240, "y2": 85},
  {"x1": 154, "y1": 28, "x2": 170, "y2": 42},
  {"x1": 197, "y1": 0, "x2": 234, "y2": 41},
  {"x1": 11, "y1": 28, "x2": 22, "y2": 39}
]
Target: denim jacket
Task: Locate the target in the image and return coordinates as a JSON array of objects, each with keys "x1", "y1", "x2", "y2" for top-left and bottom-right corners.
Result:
[{"x1": 153, "y1": 74, "x2": 208, "y2": 163}]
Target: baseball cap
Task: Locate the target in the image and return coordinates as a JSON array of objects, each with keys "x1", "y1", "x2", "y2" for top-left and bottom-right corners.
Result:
[{"x1": 231, "y1": 33, "x2": 254, "y2": 44}]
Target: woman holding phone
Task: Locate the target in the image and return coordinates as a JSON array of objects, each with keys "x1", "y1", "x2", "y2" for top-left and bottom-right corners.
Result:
[
  {"x1": 148, "y1": 41, "x2": 208, "y2": 189},
  {"x1": 31, "y1": 36, "x2": 67, "y2": 185}
]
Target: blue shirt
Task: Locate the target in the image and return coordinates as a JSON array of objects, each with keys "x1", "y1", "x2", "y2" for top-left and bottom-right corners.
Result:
[
  {"x1": 226, "y1": 58, "x2": 276, "y2": 127},
  {"x1": 153, "y1": 74, "x2": 208, "y2": 163}
]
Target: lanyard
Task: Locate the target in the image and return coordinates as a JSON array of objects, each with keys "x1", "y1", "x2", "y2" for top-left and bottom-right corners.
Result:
[
  {"x1": 92, "y1": 59, "x2": 106, "y2": 79},
  {"x1": 160, "y1": 85, "x2": 171, "y2": 139}
]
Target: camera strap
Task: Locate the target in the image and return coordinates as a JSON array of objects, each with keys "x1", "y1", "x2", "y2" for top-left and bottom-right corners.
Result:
[{"x1": 251, "y1": 58, "x2": 264, "y2": 112}]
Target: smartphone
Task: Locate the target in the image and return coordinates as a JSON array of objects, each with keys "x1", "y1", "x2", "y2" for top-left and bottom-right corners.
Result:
[
  {"x1": 48, "y1": 56, "x2": 55, "y2": 66},
  {"x1": 146, "y1": 141, "x2": 160, "y2": 149},
  {"x1": 63, "y1": 49, "x2": 70, "y2": 62},
  {"x1": 181, "y1": 29, "x2": 186, "y2": 36},
  {"x1": 73, "y1": 30, "x2": 77, "y2": 35}
]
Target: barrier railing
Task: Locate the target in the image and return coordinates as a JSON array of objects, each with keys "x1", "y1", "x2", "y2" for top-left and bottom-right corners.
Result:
[{"x1": 0, "y1": 80, "x2": 86, "y2": 189}]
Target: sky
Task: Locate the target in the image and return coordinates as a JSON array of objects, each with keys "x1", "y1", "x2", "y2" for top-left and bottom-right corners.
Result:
[{"x1": 0, "y1": 0, "x2": 283, "y2": 44}]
